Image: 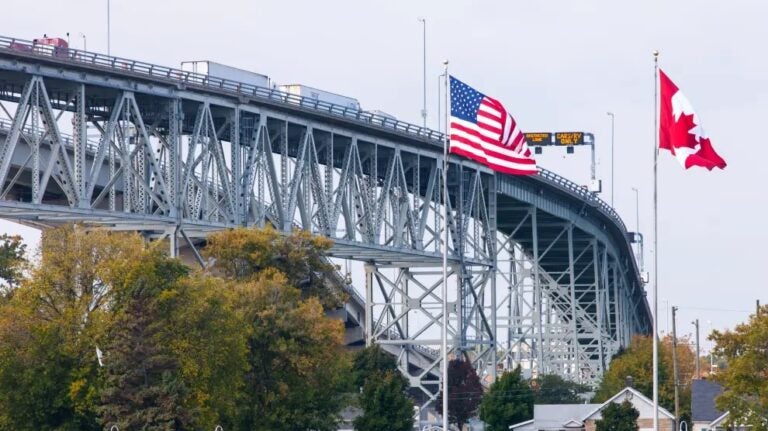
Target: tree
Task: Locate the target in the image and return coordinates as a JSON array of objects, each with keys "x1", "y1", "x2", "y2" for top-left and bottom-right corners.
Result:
[
  {"x1": 595, "y1": 400, "x2": 639, "y2": 431},
  {"x1": 232, "y1": 269, "x2": 350, "y2": 431},
  {"x1": 436, "y1": 359, "x2": 484, "y2": 430},
  {"x1": 97, "y1": 249, "x2": 195, "y2": 430},
  {"x1": 594, "y1": 335, "x2": 674, "y2": 410},
  {"x1": 206, "y1": 227, "x2": 345, "y2": 308},
  {"x1": 532, "y1": 374, "x2": 590, "y2": 404},
  {"x1": 478, "y1": 366, "x2": 533, "y2": 431},
  {"x1": 710, "y1": 305, "x2": 768, "y2": 430},
  {"x1": 0, "y1": 226, "x2": 147, "y2": 430},
  {"x1": 354, "y1": 370, "x2": 414, "y2": 431},
  {"x1": 352, "y1": 345, "x2": 399, "y2": 389},
  {"x1": 157, "y1": 275, "x2": 250, "y2": 430},
  {"x1": 0, "y1": 233, "x2": 26, "y2": 292}
]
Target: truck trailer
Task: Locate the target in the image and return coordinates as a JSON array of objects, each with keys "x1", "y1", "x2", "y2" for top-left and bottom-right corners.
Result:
[
  {"x1": 180, "y1": 60, "x2": 270, "y2": 89},
  {"x1": 279, "y1": 84, "x2": 360, "y2": 111}
]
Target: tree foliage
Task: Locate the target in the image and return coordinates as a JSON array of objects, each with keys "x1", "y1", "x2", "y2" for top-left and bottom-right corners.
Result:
[
  {"x1": 478, "y1": 366, "x2": 533, "y2": 431},
  {"x1": 595, "y1": 400, "x2": 639, "y2": 431},
  {"x1": 532, "y1": 373, "x2": 590, "y2": 404},
  {"x1": 233, "y1": 269, "x2": 349, "y2": 431},
  {"x1": 0, "y1": 226, "x2": 146, "y2": 430},
  {"x1": 0, "y1": 233, "x2": 26, "y2": 292},
  {"x1": 97, "y1": 251, "x2": 194, "y2": 430},
  {"x1": 352, "y1": 345, "x2": 399, "y2": 389},
  {"x1": 206, "y1": 226, "x2": 345, "y2": 308},
  {"x1": 354, "y1": 370, "x2": 414, "y2": 431},
  {"x1": 594, "y1": 335, "x2": 694, "y2": 418},
  {"x1": 0, "y1": 225, "x2": 352, "y2": 430},
  {"x1": 710, "y1": 305, "x2": 768, "y2": 430},
  {"x1": 436, "y1": 359, "x2": 484, "y2": 430}
]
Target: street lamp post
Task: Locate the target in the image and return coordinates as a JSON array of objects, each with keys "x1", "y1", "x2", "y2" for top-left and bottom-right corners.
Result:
[
  {"x1": 607, "y1": 112, "x2": 615, "y2": 207},
  {"x1": 418, "y1": 18, "x2": 427, "y2": 129},
  {"x1": 79, "y1": 32, "x2": 87, "y2": 51},
  {"x1": 107, "y1": 0, "x2": 111, "y2": 55}
]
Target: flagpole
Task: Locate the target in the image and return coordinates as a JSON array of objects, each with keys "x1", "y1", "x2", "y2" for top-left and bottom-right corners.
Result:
[
  {"x1": 442, "y1": 59, "x2": 450, "y2": 431},
  {"x1": 652, "y1": 49, "x2": 660, "y2": 431}
]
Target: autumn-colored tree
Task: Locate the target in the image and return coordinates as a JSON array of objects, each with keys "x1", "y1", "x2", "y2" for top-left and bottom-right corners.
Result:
[
  {"x1": 0, "y1": 226, "x2": 147, "y2": 430},
  {"x1": 595, "y1": 400, "x2": 639, "y2": 431},
  {"x1": 437, "y1": 359, "x2": 485, "y2": 430},
  {"x1": 710, "y1": 305, "x2": 768, "y2": 430},
  {"x1": 231, "y1": 269, "x2": 349, "y2": 431},
  {"x1": 594, "y1": 335, "x2": 694, "y2": 418},
  {"x1": 206, "y1": 227, "x2": 344, "y2": 308},
  {"x1": 155, "y1": 275, "x2": 249, "y2": 430},
  {"x1": 478, "y1": 366, "x2": 533, "y2": 431}
]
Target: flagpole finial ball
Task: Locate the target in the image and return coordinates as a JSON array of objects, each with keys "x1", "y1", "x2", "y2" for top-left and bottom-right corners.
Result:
[
  {"x1": 653, "y1": 50, "x2": 659, "y2": 57},
  {"x1": 443, "y1": 60, "x2": 449, "y2": 65}
]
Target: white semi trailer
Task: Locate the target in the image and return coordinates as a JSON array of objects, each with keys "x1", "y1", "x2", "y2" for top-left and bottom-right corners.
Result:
[
  {"x1": 181, "y1": 60, "x2": 270, "y2": 88},
  {"x1": 279, "y1": 84, "x2": 360, "y2": 111}
]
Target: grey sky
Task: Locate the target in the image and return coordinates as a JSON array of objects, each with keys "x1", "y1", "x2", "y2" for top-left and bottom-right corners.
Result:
[{"x1": 2, "y1": 0, "x2": 765, "y2": 345}]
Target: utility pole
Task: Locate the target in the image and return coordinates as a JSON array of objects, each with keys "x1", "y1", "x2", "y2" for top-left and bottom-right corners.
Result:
[
  {"x1": 693, "y1": 319, "x2": 701, "y2": 379},
  {"x1": 758, "y1": 299, "x2": 761, "y2": 317},
  {"x1": 671, "y1": 306, "x2": 680, "y2": 431}
]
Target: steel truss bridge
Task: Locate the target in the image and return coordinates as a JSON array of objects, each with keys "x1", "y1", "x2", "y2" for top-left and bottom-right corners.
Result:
[{"x1": 0, "y1": 36, "x2": 651, "y2": 407}]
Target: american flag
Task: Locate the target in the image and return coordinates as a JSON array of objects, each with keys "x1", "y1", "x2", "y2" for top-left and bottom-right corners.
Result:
[{"x1": 449, "y1": 76, "x2": 537, "y2": 175}]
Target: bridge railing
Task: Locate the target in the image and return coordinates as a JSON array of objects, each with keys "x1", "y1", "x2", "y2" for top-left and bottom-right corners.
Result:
[{"x1": 0, "y1": 35, "x2": 629, "y2": 237}]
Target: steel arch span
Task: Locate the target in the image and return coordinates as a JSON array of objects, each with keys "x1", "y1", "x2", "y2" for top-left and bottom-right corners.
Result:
[{"x1": 0, "y1": 36, "x2": 651, "y2": 406}]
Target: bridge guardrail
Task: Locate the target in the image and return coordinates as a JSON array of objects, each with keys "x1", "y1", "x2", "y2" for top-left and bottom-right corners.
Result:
[{"x1": 0, "y1": 36, "x2": 630, "y2": 247}]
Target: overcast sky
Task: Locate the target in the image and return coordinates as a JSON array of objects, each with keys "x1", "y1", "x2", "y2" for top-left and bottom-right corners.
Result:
[{"x1": 2, "y1": 0, "x2": 765, "y2": 346}]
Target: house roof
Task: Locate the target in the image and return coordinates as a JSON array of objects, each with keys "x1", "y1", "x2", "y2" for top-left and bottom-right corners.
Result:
[
  {"x1": 691, "y1": 379, "x2": 725, "y2": 422},
  {"x1": 582, "y1": 387, "x2": 675, "y2": 421},
  {"x1": 509, "y1": 404, "x2": 601, "y2": 431}
]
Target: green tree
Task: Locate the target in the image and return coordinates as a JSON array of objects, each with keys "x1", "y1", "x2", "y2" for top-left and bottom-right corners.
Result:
[
  {"x1": 595, "y1": 400, "x2": 639, "y2": 431},
  {"x1": 478, "y1": 366, "x2": 533, "y2": 431},
  {"x1": 206, "y1": 226, "x2": 345, "y2": 308},
  {"x1": 97, "y1": 249, "x2": 194, "y2": 430},
  {"x1": 0, "y1": 233, "x2": 26, "y2": 292},
  {"x1": 532, "y1": 374, "x2": 590, "y2": 404},
  {"x1": 436, "y1": 359, "x2": 484, "y2": 430},
  {"x1": 352, "y1": 345, "x2": 399, "y2": 389},
  {"x1": 710, "y1": 305, "x2": 768, "y2": 430},
  {"x1": 354, "y1": 370, "x2": 414, "y2": 431},
  {"x1": 232, "y1": 269, "x2": 350, "y2": 431}
]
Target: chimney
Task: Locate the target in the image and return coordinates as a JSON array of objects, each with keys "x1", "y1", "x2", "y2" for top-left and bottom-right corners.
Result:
[{"x1": 625, "y1": 375, "x2": 634, "y2": 388}]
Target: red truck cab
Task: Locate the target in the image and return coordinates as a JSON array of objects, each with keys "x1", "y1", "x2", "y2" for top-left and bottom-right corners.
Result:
[{"x1": 32, "y1": 37, "x2": 70, "y2": 58}]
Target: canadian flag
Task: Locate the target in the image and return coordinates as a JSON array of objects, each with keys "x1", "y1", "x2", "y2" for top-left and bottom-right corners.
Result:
[{"x1": 659, "y1": 69, "x2": 726, "y2": 170}]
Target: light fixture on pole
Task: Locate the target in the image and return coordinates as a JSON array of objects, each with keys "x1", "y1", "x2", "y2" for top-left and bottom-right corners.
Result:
[
  {"x1": 79, "y1": 32, "x2": 87, "y2": 51},
  {"x1": 418, "y1": 18, "x2": 427, "y2": 129},
  {"x1": 607, "y1": 111, "x2": 615, "y2": 207}
]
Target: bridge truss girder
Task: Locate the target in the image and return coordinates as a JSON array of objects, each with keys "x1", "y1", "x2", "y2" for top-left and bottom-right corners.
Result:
[{"x1": 0, "y1": 61, "x2": 650, "y2": 406}]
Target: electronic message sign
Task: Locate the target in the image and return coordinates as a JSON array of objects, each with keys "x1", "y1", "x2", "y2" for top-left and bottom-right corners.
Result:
[
  {"x1": 524, "y1": 133, "x2": 552, "y2": 146},
  {"x1": 554, "y1": 132, "x2": 585, "y2": 146}
]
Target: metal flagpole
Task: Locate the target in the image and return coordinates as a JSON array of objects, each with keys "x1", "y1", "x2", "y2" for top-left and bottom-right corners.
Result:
[
  {"x1": 652, "y1": 49, "x2": 660, "y2": 431},
  {"x1": 442, "y1": 59, "x2": 450, "y2": 431}
]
